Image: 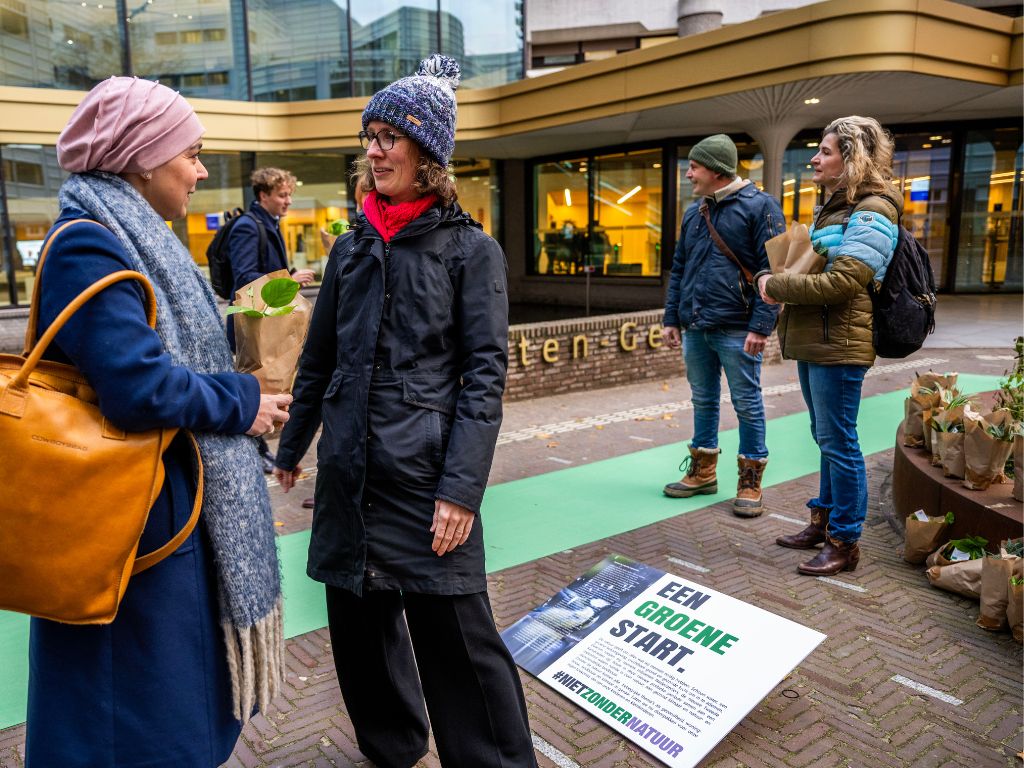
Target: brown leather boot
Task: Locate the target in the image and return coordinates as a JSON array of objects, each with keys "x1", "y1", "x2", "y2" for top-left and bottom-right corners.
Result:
[
  {"x1": 732, "y1": 456, "x2": 767, "y2": 517},
  {"x1": 776, "y1": 505, "x2": 829, "y2": 549},
  {"x1": 664, "y1": 447, "x2": 719, "y2": 498},
  {"x1": 797, "y1": 535, "x2": 860, "y2": 576}
]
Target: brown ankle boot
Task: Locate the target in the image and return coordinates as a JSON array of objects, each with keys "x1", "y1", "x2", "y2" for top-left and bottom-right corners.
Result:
[
  {"x1": 664, "y1": 447, "x2": 719, "y2": 498},
  {"x1": 776, "y1": 505, "x2": 829, "y2": 549},
  {"x1": 732, "y1": 456, "x2": 767, "y2": 517},
  {"x1": 797, "y1": 535, "x2": 860, "y2": 576}
]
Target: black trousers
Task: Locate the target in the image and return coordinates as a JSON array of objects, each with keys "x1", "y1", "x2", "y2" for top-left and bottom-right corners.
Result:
[{"x1": 325, "y1": 586, "x2": 538, "y2": 768}]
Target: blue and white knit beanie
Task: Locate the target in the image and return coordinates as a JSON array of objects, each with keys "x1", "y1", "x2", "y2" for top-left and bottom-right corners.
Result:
[{"x1": 362, "y1": 54, "x2": 460, "y2": 167}]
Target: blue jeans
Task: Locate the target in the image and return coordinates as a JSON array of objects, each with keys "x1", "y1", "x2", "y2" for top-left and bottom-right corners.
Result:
[
  {"x1": 683, "y1": 328, "x2": 767, "y2": 459},
  {"x1": 798, "y1": 361, "x2": 869, "y2": 543}
]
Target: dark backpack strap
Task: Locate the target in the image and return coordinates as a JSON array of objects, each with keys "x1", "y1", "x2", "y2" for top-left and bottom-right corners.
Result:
[
  {"x1": 240, "y1": 212, "x2": 269, "y2": 275},
  {"x1": 698, "y1": 200, "x2": 754, "y2": 285}
]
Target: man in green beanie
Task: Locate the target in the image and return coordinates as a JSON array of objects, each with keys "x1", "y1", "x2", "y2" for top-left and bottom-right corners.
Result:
[{"x1": 662, "y1": 134, "x2": 785, "y2": 517}]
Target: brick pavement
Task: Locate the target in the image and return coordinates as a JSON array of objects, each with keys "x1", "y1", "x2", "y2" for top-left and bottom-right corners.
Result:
[{"x1": 2, "y1": 347, "x2": 1022, "y2": 767}]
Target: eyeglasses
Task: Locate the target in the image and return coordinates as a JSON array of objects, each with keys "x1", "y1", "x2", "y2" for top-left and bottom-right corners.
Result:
[{"x1": 358, "y1": 129, "x2": 407, "y2": 151}]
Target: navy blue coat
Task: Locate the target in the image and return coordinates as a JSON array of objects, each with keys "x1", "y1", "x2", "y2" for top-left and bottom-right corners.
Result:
[
  {"x1": 226, "y1": 201, "x2": 289, "y2": 292},
  {"x1": 25, "y1": 208, "x2": 260, "y2": 768},
  {"x1": 275, "y1": 204, "x2": 508, "y2": 596},
  {"x1": 225, "y1": 202, "x2": 290, "y2": 350},
  {"x1": 664, "y1": 183, "x2": 784, "y2": 336}
]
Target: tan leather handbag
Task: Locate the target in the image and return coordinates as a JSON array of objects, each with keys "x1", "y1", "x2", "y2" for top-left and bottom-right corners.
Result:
[{"x1": 0, "y1": 219, "x2": 202, "y2": 625}]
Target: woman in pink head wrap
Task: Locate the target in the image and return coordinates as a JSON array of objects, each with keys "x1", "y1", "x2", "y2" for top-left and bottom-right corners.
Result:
[{"x1": 25, "y1": 77, "x2": 290, "y2": 767}]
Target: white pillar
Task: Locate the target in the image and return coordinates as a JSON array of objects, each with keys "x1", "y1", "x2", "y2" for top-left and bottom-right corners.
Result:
[{"x1": 745, "y1": 120, "x2": 805, "y2": 204}]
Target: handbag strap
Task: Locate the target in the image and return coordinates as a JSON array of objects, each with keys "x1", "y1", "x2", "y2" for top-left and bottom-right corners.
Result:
[
  {"x1": 8, "y1": 269, "x2": 157, "y2": 398},
  {"x1": 132, "y1": 431, "x2": 204, "y2": 574},
  {"x1": 699, "y1": 201, "x2": 754, "y2": 285}
]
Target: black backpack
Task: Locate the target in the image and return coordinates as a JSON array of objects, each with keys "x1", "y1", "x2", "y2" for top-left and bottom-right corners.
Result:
[
  {"x1": 206, "y1": 210, "x2": 267, "y2": 300},
  {"x1": 869, "y1": 225, "x2": 937, "y2": 358},
  {"x1": 842, "y1": 210, "x2": 937, "y2": 359}
]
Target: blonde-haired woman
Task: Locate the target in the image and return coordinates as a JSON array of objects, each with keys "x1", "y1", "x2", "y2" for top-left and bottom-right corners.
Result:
[{"x1": 756, "y1": 116, "x2": 901, "y2": 576}]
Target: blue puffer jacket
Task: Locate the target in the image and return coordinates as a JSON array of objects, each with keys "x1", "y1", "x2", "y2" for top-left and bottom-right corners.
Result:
[{"x1": 664, "y1": 181, "x2": 784, "y2": 335}]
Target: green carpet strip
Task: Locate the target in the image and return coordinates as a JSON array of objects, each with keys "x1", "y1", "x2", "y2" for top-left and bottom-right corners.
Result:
[{"x1": 0, "y1": 374, "x2": 1000, "y2": 729}]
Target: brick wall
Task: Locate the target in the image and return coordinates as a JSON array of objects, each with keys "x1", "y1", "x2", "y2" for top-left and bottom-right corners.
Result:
[
  {"x1": 1, "y1": 305, "x2": 782, "y2": 401},
  {"x1": 505, "y1": 309, "x2": 782, "y2": 401}
]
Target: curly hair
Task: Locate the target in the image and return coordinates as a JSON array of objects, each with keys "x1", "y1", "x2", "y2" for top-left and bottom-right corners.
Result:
[
  {"x1": 821, "y1": 116, "x2": 898, "y2": 204},
  {"x1": 251, "y1": 167, "x2": 296, "y2": 198},
  {"x1": 352, "y1": 147, "x2": 458, "y2": 208}
]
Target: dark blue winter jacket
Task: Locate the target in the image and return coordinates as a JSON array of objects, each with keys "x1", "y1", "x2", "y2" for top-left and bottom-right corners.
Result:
[
  {"x1": 663, "y1": 182, "x2": 784, "y2": 336},
  {"x1": 226, "y1": 201, "x2": 289, "y2": 293}
]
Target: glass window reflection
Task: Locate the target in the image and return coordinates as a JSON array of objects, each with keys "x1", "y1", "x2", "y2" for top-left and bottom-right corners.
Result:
[
  {"x1": 248, "y1": 0, "x2": 351, "y2": 101},
  {"x1": 440, "y1": 0, "x2": 523, "y2": 88},
  {"x1": 350, "y1": 0, "x2": 437, "y2": 97},
  {"x1": 0, "y1": 0, "x2": 122, "y2": 90},
  {"x1": 128, "y1": 0, "x2": 248, "y2": 100},
  {"x1": 892, "y1": 132, "x2": 951, "y2": 289},
  {"x1": 254, "y1": 150, "x2": 351, "y2": 284},
  {"x1": 593, "y1": 149, "x2": 662, "y2": 276},
  {"x1": 957, "y1": 127, "x2": 1023, "y2": 292},
  {"x1": 533, "y1": 158, "x2": 588, "y2": 275},
  {"x1": 0, "y1": 144, "x2": 66, "y2": 306}
]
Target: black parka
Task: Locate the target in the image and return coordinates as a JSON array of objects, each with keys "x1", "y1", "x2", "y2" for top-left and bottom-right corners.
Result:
[{"x1": 275, "y1": 203, "x2": 509, "y2": 596}]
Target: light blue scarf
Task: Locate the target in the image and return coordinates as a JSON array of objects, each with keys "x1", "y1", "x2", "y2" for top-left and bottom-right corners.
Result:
[{"x1": 59, "y1": 171, "x2": 282, "y2": 722}]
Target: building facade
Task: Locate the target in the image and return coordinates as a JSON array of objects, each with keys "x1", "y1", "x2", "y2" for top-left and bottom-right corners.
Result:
[{"x1": 0, "y1": 0, "x2": 1020, "y2": 313}]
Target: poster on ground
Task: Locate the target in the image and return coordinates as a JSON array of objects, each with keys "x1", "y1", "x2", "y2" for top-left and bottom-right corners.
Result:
[{"x1": 501, "y1": 555, "x2": 826, "y2": 767}]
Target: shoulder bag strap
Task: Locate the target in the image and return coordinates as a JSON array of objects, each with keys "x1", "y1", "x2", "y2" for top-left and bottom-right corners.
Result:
[
  {"x1": 699, "y1": 200, "x2": 754, "y2": 285},
  {"x1": 243, "y1": 212, "x2": 269, "y2": 274},
  {"x1": 132, "y1": 431, "x2": 204, "y2": 574}
]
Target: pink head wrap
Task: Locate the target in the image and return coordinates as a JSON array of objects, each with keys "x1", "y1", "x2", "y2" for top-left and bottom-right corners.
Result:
[{"x1": 57, "y1": 76, "x2": 205, "y2": 174}]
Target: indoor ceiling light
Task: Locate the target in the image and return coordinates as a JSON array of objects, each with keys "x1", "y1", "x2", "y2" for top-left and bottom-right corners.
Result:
[
  {"x1": 803, "y1": 97, "x2": 820, "y2": 105},
  {"x1": 564, "y1": 188, "x2": 572, "y2": 206},
  {"x1": 616, "y1": 185, "x2": 642, "y2": 204}
]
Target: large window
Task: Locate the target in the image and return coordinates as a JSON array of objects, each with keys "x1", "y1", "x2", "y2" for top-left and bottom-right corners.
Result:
[
  {"x1": 452, "y1": 158, "x2": 500, "y2": 239},
  {"x1": 350, "y1": 0, "x2": 438, "y2": 97},
  {"x1": 0, "y1": 144, "x2": 65, "y2": 307},
  {"x1": 0, "y1": 0, "x2": 122, "y2": 91},
  {"x1": 174, "y1": 151, "x2": 246, "y2": 279},
  {"x1": 249, "y1": 0, "x2": 351, "y2": 101},
  {"x1": 956, "y1": 126, "x2": 1022, "y2": 292},
  {"x1": 254, "y1": 150, "x2": 352, "y2": 284},
  {"x1": 128, "y1": 0, "x2": 248, "y2": 100},
  {"x1": 893, "y1": 132, "x2": 952, "y2": 288},
  {"x1": 592, "y1": 150, "x2": 662, "y2": 276},
  {"x1": 0, "y1": 1, "x2": 524, "y2": 98},
  {"x1": 534, "y1": 149, "x2": 662, "y2": 277},
  {"x1": 440, "y1": 0, "x2": 522, "y2": 88}
]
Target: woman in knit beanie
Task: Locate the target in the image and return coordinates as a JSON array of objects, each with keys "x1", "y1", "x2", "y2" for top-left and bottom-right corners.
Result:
[
  {"x1": 274, "y1": 56, "x2": 538, "y2": 768},
  {"x1": 26, "y1": 76, "x2": 291, "y2": 767}
]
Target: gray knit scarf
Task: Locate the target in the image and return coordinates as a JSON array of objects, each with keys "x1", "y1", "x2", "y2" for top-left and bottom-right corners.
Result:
[{"x1": 59, "y1": 172, "x2": 282, "y2": 722}]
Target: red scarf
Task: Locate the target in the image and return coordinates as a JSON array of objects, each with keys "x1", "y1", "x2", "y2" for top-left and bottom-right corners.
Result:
[{"x1": 363, "y1": 190, "x2": 438, "y2": 242}]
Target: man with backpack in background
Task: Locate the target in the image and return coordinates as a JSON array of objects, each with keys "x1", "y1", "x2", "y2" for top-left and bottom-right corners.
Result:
[
  {"x1": 221, "y1": 166, "x2": 314, "y2": 472},
  {"x1": 662, "y1": 134, "x2": 784, "y2": 518}
]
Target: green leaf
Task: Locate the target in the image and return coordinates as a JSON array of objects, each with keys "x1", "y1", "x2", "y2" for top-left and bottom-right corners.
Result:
[
  {"x1": 224, "y1": 305, "x2": 265, "y2": 317},
  {"x1": 946, "y1": 535, "x2": 988, "y2": 559},
  {"x1": 261, "y1": 278, "x2": 300, "y2": 308},
  {"x1": 266, "y1": 305, "x2": 295, "y2": 317},
  {"x1": 944, "y1": 511, "x2": 955, "y2": 525}
]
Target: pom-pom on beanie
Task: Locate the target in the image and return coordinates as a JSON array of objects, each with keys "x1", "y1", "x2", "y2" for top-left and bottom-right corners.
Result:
[
  {"x1": 362, "y1": 54, "x2": 460, "y2": 167},
  {"x1": 688, "y1": 134, "x2": 738, "y2": 178},
  {"x1": 57, "y1": 76, "x2": 204, "y2": 175}
]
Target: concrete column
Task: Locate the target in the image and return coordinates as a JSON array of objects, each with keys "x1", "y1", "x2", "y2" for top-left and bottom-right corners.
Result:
[
  {"x1": 745, "y1": 120, "x2": 805, "y2": 204},
  {"x1": 677, "y1": 0, "x2": 723, "y2": 37}
]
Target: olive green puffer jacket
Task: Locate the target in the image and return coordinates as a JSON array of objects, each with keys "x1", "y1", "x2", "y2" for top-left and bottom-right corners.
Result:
[{"x1": 765, "y1": 188, "x2": 902, "y2": 366}]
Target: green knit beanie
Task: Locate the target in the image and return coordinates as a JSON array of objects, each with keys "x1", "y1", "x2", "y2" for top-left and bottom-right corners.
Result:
[{"x1": 689, "y1": 134, "x2": 737, "y2": 177}]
